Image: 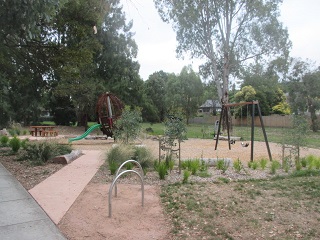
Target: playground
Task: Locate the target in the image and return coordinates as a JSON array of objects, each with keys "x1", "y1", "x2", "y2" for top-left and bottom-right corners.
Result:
[{"x1": 1, "y1": 125, "x2": 320, "y2": 239}]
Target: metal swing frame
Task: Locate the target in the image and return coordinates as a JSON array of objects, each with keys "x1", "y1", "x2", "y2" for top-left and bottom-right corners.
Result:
[{"x1": 214, "y1": 100, "x2": 272, "y2": 162}]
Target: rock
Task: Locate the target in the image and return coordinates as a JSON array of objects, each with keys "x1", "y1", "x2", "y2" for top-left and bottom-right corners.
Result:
[{"x1": 0, "y1": 128, "x2": 9, "y2": 136}]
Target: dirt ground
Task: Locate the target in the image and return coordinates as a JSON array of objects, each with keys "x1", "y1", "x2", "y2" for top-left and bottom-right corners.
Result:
[
  {"x1": 2, "y1": 126, "x2": 320, "y2": 239},
  {"x1": 56, "y1": 129, "x2": 320, "y2": 240}
]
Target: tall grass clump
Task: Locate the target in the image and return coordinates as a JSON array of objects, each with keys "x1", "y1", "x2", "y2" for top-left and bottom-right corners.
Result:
[
  {"x1": 156, "y1": 161, "x2": 168, "y2": 180},
  {"x1": 133, "y1": 145, "x2": 153, "y2": 175},
  {"x1": 182, "y1": 170, "x2": 191, "y2": 183},
  {"x1": 305, "y1": 155, "x2": 317, "y2": 170},
  {"x1": 106, "y1": 145, "x2": 133, "y2": 175}
]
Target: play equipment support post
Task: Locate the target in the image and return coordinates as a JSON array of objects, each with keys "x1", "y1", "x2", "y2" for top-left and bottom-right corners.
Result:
[{"x1": 215, "y1": 101, "x2": 272, "y2": 162}]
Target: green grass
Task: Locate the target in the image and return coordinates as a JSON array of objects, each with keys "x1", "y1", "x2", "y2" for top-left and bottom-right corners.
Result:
[{"x1": 39, "y1": 121, "x2": 320, "y2": 149}]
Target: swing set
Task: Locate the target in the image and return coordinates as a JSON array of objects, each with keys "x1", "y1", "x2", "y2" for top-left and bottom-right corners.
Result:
[{"x1": 215, "y1": 100, "x2": 272, "y2": 162}]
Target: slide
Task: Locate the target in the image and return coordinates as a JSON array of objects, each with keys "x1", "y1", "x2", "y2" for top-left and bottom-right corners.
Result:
[{"x1": 68, "y1": 124, "x2": 102, "y2": 143}]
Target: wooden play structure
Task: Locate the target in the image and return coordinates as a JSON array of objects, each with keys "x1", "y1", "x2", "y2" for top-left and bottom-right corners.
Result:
[
  {"x1": 96, "y1": 92, "x2": 124, "y2": 138},
  {"x1": 215, "y1": 101, "x2": 272, "y2": 161}
]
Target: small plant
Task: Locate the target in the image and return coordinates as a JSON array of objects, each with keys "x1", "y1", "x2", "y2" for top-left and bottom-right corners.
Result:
[
  {"x1": 233, "y1": 158, "x2": 243, "y2": 173},
  {"x1": 248, "y1": 161, "x2": 259, "y2": 170},
  {"x1": 133, "y1": 146, "x2": 153, "y2": 175},
  {"x1": 282, "y1": 157, "x2": 290, "y2": 173},
  {"x1": 0, "y1": 135, "x2": 9, "y2": 146},
  {"x1": 301, "y1": 158, "x2": 307, "y2": 168},
  {"x1": 109, "y1": 160, "x2": 119, "y2": 175},
  {"x1": 182, "y1": 170, "x2": 191, "y2": 183},
  {"x1": 156, "y1": 161, "x2": 168, "y2": 180},
  {"x1": 270, "y1": 160, "x2": 281, "y2": 174},
  {"x1": 314, "y1": 158, "x2": 320, "y2": 169},
  {"x1": 306, "y1": 155, "x2": 316, "y2": 170},
  {"x1": 106, "y1": 144, "x2": 133, "y2": 167},
  {"x1": 295, "y1": 158, "x2": 302, "y2": 171},
  {"x1": 216, "y1": 159, "x2": 228, "y2": 172},
  {"x1": 189, "y1": 159, "x2": 200, "y2": 175},
  {"x1": 125, "y1": 162, "x2": 133, "y2": 170},
  {"x1": 9, "y1": 136, "x2": 21, "y2": 153},
  {"x1": 259, "y1": 158, "x2": 268, "y2": 170},
  {"x1": 168, "y1": 159, "x2": 175, "y2": 173}
]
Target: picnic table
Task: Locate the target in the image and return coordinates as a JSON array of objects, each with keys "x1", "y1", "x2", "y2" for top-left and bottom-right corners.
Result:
[{"x1": 30, "y1": 126, "x2": 58, "y2": 137}]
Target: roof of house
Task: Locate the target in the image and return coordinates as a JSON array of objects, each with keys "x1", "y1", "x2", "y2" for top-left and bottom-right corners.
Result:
[{"x1": 199, "y1": 99, "x2": 222, "y2": 108}]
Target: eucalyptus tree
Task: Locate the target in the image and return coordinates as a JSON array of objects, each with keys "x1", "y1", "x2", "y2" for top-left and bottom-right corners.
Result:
[{"x1": 154, "y1": 0, "x2": 291, "y2": 104}]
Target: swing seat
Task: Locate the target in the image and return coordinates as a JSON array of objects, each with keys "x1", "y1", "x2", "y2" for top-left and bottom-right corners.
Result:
[{"x1": 241, "y1": 142, "x2": 249, "y2": 147}]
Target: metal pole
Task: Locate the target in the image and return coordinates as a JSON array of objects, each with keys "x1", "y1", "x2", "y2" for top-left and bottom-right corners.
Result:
[
  {"x1": 215, "y1": 106, "x2": 224, "y2": 150},
  {"x1": 257, "y1": 103, "x2": 272, "y2": 161},
  {"x1": 226, "y1": 106, "x2": 231, "y2": 150},
  {"x1": 251, "y1": 102, "x2": 255, "y2": 162}
]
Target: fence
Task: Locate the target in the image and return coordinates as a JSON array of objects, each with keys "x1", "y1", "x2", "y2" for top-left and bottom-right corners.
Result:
[{"x1": 190, "y1": 114, "x2": 294, "y2": 128}]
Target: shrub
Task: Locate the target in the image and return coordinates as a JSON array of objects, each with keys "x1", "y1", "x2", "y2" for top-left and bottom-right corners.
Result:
[
  {"x1": 301, "y1": 158, "x2": 307, "y2": 168},
  {"x1": 306, "y1": 155, "x2": 317, "y2": 170},
  {"x1": 233, "y1": 158, "x2": 243, "y2": 173},
  {"x1": 189, "y1": 159, "x2": 200, "y2": 175},
  {"x1": 22, "y1": 141, "x2": 72, "y2": 165},
  {"x1": 9, "y1": 136, "x2": 21, "y2": 153},
  {"x1": 259, "y1": 158, "x2": 268, "y2": 170},
  {"x1": 125, "y1": 162, "x2": 134, "y2": 170},
  {"x1": 156, "y1": 161, "x2": 168, "y2": 180},
  {"x1": 133, "y1": 146, "x2": 153, "y2": 174},
  {"x1": 182, "y1": 170, "x2": 191, "y2": 184},
  {"x1": 0, "y1": 135, "x2": 9, "y2": 146},
  {"x1": 314, "y1": 158, "x2": 320, "y2": 169},
  {"x1": 106, "y1": 145, "x2": 133, "y2": 166},
  {"x1": 270, "y1": 160, "x2": 281, "y2": 174},
  {"x1": 216, "y1": 159, "x2": 228, "y2": 173},
  {"x1": 295, "y1": 159, "x2": 302, "y2": 171},
  {"x1": 168, "y1": 159, "x2": 175, "y2": 173}
]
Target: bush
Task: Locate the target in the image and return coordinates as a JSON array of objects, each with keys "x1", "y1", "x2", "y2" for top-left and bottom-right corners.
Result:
[
  {"x1": 22, "y1": 141, "x2": 72, "y2": 165},
  {"x1": 9, "y1": 136, "x2": 21, "y2": 153},
  {"x1": 189, "y1": 159, "x2": 200, "y2": 175},
  {"x1": 106, "y1": 145, "x2": 133, "y2": 166},
  {"x1": 0, "y1": 135, "x2": 9, "y2": 146}
]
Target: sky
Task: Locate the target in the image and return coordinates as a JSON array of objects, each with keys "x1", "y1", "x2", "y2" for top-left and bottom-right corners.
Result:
[{"x1": 121, "y1": 0, "x2": 320, "y2": 80}]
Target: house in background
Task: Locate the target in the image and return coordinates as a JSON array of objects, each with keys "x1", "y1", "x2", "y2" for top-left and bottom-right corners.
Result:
[{"x1": 198, "y1": 99, "x2": 222, "y2": 115}]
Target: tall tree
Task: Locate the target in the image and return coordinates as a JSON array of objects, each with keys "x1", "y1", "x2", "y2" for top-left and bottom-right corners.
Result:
[
  {"x1": 286, "y1": 59, "x2": 320, "y2": 132},
  {"x1": 144, "y1": 71, "x2": 169, "y2": 122},
  {"x1": 154, "y1": 0, "x2": 291, "y2": 104},
  {"x1": 166, "y1": 66, "x2": 203, "y2": 124}
]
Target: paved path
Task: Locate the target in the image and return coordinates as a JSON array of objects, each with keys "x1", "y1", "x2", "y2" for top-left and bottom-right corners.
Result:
[
  {"x1": 29, "y1": 150, "x2": 104, "y2": 224},
  {"x1": 0, "y1": 163, "x2": 66, "y2": 240}
]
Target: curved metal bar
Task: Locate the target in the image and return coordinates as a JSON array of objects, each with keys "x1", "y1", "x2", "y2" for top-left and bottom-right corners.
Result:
[
  {"x1": 114, "y1": 160, "x2": 143, "y2": 197},
  {"x1": 108, "y1": 169, "x2": 144, "y2": 217}
]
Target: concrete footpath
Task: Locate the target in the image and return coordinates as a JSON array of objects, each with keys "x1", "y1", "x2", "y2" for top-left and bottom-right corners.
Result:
[
  {"x1": 0, "y1": 163, "x2": 66, "y2": 240},
  {"x1": 0, "y1": 150, "x2": 104, "y2": 239}
]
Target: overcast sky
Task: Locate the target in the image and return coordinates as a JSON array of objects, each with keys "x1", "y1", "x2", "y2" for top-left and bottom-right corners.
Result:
[{"x1": 121, "y1": 0, "x2": 320, "y2": 80}]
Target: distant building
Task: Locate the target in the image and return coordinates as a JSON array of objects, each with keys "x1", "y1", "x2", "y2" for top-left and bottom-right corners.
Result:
[{"x1": 198, "y1": 99, "x2": 222, "y2": 115}]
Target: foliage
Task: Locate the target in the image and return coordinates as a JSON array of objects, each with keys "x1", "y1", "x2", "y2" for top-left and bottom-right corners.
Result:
[
  {"x1": 154, "y1": 0, "x2": 291, "y2": 104},
  {"x1": 156, "y1": 161, "x2": 168, "y2": 180},
  {"x1": 133, "y1": 146, "x2": 154, "y2": 175},
  {"x1": 286, "y1": 59, "x2": 320, "y2": 131},
  {"x1": 114, "y1": 106, "x2": 142, "y2": 144},
  {"x1": 182, "y1": 170, "x2": 191, "y2": 184},
  {"x1": 216, "y1": 159, "x2": 228, "y2": 173},
  {"x1": 22, "y1": 141, "x2": 72, "y2": 165},
  {"x1": 0, "y1": 135, "x2": 9, "y2": 146},
  {"x1": 9, "y1": 137, "x2": 21, "y2": 153},
  {"x1": 259, "y1": 158, "x2": 268, "y2": 170},
  {"x1": 164, "y1": 114, "x2": 187, "y2": 146},
  {"x1": 233, "y1": 158, "x2": 243, "y2": 173},
  {"x1": 165, "y1": 66, "x2": 203, "y2": 124},
  {"x1": 270, "y1": 160, "x2": 281, "y2": 174},
  {"x1": 106, "y1": 144, "x2": 133, "y2": 166}
]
